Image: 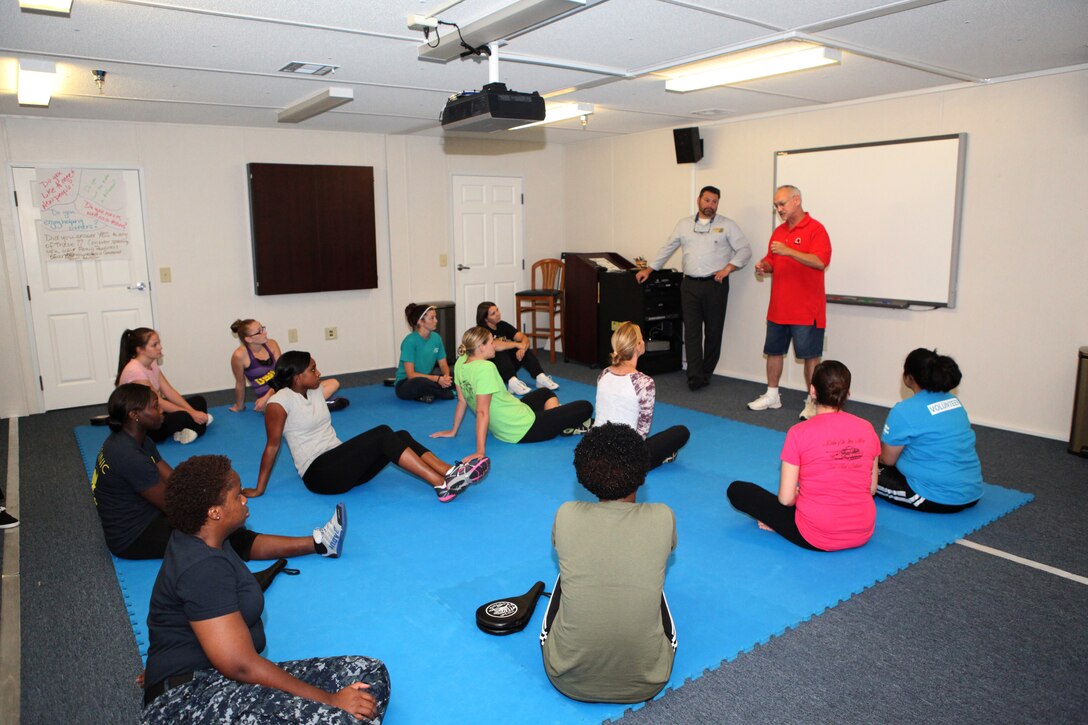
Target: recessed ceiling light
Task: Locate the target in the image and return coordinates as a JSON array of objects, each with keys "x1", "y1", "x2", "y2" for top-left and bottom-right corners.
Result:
[{"x1": 279, "y1": 62, "x2": 339, "y2": 76}]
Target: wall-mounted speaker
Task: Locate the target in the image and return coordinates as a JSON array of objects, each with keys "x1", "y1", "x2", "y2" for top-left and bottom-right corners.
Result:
[{"x1": 673, "y1": 127, "x2": 703, "y2": 164}]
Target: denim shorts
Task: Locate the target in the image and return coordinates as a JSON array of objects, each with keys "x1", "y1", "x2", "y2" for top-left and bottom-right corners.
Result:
[{"x1": 763, "y1": 321, "x2": 825, "y2": 359}]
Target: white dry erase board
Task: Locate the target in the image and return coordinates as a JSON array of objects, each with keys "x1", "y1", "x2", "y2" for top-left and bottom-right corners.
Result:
[{"x1": 774, "y1": 134, "x2": 966, "y2": 308}]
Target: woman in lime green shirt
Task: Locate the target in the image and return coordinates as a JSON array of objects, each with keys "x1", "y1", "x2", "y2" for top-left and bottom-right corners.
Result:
[{"x1": 432, "y1": 327, "x2": 592, "y2": 460}]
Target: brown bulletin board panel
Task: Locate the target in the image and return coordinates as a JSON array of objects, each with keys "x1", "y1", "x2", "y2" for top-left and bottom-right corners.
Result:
[{"x1": 248, "y1": 163, "x2": 377, "y2": 295}]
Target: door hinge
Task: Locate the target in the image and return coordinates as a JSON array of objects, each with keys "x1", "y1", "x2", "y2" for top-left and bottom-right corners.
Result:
[
  {"x1": 520, "y1": 193, "x2": 524, "y2": 205},
  {"x1": 521, "y1": 259, "x2": 525, "y2": 270},
  {"x1": 26, "y1": 285, "x2": 31, "y2": 301},
  {"x1": 13, "y1": 190, "x2": 18, "y2": 207},
  {"x1": 39, "y1": 376, "x2": 44, "y2": 391}
]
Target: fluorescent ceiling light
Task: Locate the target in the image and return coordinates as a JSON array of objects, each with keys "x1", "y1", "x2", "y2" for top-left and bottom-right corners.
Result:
[
  {"x1": 510, "y1": 102, "x2": 593, "y2": 130},
  {"x1": 19, "y1": 0, "x2": 72, "y2": 14},
  {"x1": 418, "y1": 0, "x2": 585, "y2": 63},
  {"x1": 277, "y1": 87, "x2": 353, "y2": 123},
  {"x1": 663, "y1": 42, "x2": 842, "y2": 93},
  {"x1": 17, "y1": 58, "x2": 57, "y2": 107}
]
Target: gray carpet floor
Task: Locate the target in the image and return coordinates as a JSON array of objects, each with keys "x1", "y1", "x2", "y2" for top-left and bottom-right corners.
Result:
[{"x1": 10, "y1": 361, "x2": 1088, "y2": 724}]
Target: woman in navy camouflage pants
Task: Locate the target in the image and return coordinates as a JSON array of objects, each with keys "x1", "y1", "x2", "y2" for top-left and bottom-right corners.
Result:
[{"x1": 141, "y1": 454, "x2": 389, "y2": 724}]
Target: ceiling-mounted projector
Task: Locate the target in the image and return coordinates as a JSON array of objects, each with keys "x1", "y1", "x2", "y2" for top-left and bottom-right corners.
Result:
[{"x1": 441, "y1": 82, "x2": 545, "y2": 132}]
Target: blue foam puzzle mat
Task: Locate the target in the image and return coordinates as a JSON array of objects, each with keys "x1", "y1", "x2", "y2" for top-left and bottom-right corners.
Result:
[{"x1": 74, "y1": 377, "x2": 1032, "y2": 723}]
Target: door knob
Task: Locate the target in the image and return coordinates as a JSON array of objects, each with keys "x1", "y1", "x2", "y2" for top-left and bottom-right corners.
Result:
[
  {"x1": 456, "y1": 264, "x2": 471, "y2": 271},
  {"x1": 127, "y1": 282, "x2": 147, "y2": 291}
]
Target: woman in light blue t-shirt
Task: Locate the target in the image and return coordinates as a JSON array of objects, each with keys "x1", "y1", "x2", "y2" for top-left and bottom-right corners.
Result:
[{"x1": 877, "y1": 348, "x2": 983, "y2": 513}]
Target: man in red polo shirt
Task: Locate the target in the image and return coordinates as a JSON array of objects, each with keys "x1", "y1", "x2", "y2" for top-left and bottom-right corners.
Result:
[{"x1": 747, "y1": 185, "x2": 831, "y2": 420}]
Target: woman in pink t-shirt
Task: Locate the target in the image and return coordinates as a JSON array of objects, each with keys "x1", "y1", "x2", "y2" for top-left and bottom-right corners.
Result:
[
  {"x1": 116, "y1": 327, "x2": 211, "y2": 445},
  {"x1": 727, "y1": 360, "x2": 879, "y2": 551}
]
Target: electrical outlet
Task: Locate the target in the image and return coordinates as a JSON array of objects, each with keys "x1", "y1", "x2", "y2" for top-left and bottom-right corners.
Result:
[
  {"x1": 159, "y1": 267, "x2": 172, "y2": 283},
  {"x1": 325, "y1": 326, "x2": 338, "y2": 340},
  {"x1": 287, "y1": 328, "x2": 298, "y2": 343}
]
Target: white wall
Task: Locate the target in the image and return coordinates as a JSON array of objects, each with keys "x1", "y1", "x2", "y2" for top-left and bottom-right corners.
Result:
[
  {"x1": 564, "y1": 70, "x2": 1088, "y2": 440},
  {"x1": 0, "y1": 119, "x2": 567, "y2": 417},
  {"x1": 386, "y1": 135, "x2": 566, "y2": 333}
]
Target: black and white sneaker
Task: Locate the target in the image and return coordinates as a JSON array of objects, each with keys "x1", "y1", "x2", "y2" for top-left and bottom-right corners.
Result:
[
  {"x1": 313, "y1": 503, "x2": 346, "y2": 558},
  {"x1": 561, "y1": 418, "x2": 594, "y2": 436},
  {"x1": 0, "y1": 507, "x2": 19, "y2": 529}
]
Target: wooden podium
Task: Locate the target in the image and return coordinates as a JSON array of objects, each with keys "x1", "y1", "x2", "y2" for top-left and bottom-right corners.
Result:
[{"x1": 562, "y1": 252, "x2": 682, "y2": 372}]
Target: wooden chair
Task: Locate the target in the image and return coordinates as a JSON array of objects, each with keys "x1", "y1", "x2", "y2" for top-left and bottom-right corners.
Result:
[{"x1": 515, "y1": 258, "x2": 564, "y2": 363}]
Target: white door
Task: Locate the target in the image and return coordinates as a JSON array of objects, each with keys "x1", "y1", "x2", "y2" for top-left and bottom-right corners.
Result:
[
  {"x1": 13, "y1": 166, "x2": 153, "y2": 410},
  {"x1": 451, "y1": 175, "x2": 524, "y2": 338}
]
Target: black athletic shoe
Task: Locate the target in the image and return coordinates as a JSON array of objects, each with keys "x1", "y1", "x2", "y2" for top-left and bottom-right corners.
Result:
[
  {"x1": 418, "y1": 394, "x2": 436, "y2": 404},
  {"x1": 90, "y1": 414, "x2": 111, "y2": 426},
  {"x1": 0, "y1": 507, "x2": 20, "y2": 529},
  {"x1": 327, "y1": 397, "x2": 350, "y2": 412},
  {"x1": 561, "y1": 418, "x2": 594, "y2": 436}
]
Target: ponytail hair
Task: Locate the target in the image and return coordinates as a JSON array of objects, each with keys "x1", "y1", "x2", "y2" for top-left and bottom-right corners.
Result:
[
  {"x1": 609, "y1": 322, "x2": 641, "y2": 365},
  {"x1": 115, "y1": 327, "x2": 155, "y2": 386},
  {"x1": 811, "y1": 360, "x2": 851, "y2": 409},
  {"x1": 405, "y1": 303, "x2": 434, "y2": 330},
  {"x1": 230, "y1": 318, "x2": 257, "y2": 341},
  {"x1": 458, "y1": 326, "x2": 492, "y2": 359},
  {"x1": 271, "y1": 350, "x2": 311, "y2": 391},
  {"x1": 476, "y1": 301, "x2": 497, "y2": 327},
  {"x1": 903, "y1": 347, "x2": 962, "y2": 392}
]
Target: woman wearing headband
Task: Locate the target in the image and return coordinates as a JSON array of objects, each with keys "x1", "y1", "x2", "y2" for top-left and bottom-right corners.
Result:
[{"x1": 394, "y1": 303, "x2": 454, "y2": 404}]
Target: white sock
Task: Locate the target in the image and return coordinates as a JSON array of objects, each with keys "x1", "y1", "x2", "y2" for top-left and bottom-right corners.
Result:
[{"x1": 767, "y1": 387, "x2": 780, "y2": 397}]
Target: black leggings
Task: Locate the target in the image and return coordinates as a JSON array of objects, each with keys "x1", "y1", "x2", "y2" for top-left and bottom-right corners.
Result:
[
  {"x1": 117, "y1": 514, "x2": 259, "y2": 560},
  {"x1": 493, "y1": 347, "x2": 545, "y2": 382},
  {"x1": 876, "y1": 465, "x2": 980, "y2": 513},
  {"x1": 517, "y1": 390, "x2": 593, "y2": 444},
  {"x1": 395, "y1": 375, "x2": 455, "y2": 402},
  {"x1": 646, "y1": 425, "x2": 690, "y2": 470},
  {"x1": 149, "y1": 395, "x2": 208, "y2": 443},
  {"x1": 726, "y1": 480, "x2": 822, "y2": 551},
  {"x1": 302, "y1": 425, "x2": 432, "y2": 495}
]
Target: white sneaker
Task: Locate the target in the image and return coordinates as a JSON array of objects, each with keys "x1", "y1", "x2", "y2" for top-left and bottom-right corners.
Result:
[
  {"x1": 314, "y1": 502, "x2": 346, "y2": 558},
  {"x1": 205, "y1": 413, "x2": 214, "y2": 426},
  {"x1": 507, "y1": 377, "x2": 532, "y2": 396},
  {"x1": 173, "y1": 428, "x2": 198, "y2": 444},
  {"x1": 799, "y1": 397, "x2": 817, "y2": 421},
  {"x1": 535, "y1": 373, "x2": 559, "y2": 390},
  {"x1": 747, "y1": 392, "x2": 782, "y2": 411}
]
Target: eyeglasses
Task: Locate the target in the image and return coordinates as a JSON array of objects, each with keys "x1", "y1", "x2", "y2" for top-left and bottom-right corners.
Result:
[
  {"x1": 246, "y1": 326, "x2": 266, "y2": 337},
  {"x1": 693, "y1": 219, "x2": 712, "y2": 234}
]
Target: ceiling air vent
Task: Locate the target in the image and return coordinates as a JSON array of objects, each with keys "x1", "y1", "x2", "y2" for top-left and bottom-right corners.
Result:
[{"x1": 279, "y1": 62, "x2": 338, "y2": 76}]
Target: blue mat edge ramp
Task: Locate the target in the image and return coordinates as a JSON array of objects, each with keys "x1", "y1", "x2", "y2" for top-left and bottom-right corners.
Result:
[{"x1": 73, "y1": 379, "x2": 1033, "y2": 725}]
